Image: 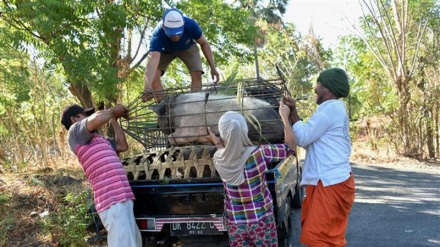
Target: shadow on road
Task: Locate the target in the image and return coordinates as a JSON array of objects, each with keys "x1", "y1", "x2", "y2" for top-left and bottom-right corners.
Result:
[
  {"x1": 291, "y1": 162, "x2": 440, "y2": 247},
  {"x1": 347, "y1": 163, "x2": 440, "y2": 247}
]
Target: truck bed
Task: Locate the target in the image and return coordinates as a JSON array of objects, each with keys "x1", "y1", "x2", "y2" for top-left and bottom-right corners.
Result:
[{"x1": 124, "y1": 152, "x2": 302, "y2": 244}]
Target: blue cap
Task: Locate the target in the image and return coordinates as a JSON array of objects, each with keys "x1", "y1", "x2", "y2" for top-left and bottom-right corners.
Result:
[{"x1": 162, "y1": 9, "x2": 184, "y2": 37}]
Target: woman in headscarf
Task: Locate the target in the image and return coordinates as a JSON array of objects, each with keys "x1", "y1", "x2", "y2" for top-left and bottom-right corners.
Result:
[{"x1": 206, "y1": 100, "x2": 296, "y2": 247}]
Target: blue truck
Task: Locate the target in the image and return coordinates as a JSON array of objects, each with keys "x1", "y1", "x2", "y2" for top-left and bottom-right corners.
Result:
[{"x1": 121, "y1": 78, "x2": 304, "y2": 246}]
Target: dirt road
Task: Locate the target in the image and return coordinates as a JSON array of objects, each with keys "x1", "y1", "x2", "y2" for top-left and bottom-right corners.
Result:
[{"x1": 291, "y1": 160, "x2": 440, "y2": 247}]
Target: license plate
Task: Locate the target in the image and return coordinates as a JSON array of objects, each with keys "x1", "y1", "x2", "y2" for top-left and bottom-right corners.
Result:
[{"x1": 170, "y1": 222, "x2": 222, "y2": 236}]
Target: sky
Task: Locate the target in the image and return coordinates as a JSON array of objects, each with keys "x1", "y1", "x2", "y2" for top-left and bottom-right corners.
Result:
[{"x1": 284, "y1": 0, "x2": 364, "y2": 47}]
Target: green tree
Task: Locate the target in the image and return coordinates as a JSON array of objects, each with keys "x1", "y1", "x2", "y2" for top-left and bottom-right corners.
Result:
[
  {"x1": 224, "y1": 19, "x2": 333, "y2": 119},
  {"x1": 233, "y1": 0, "x2": 289, "y2": 79},
  {"x1": 257, "y1": 23, "x2": 332, "y2": 91},
  {"x1": 351, "y1": 0, "x2": 439, "y2": 158},
  {"x1": 0, "y1": 0, "x2": 259, "y2": 108}
]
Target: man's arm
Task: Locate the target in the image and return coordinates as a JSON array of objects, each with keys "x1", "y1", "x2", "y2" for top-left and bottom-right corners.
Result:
[
  {"x1": 289, "y1": 107, "x2": 301, "y2": 124},
  {"x1": 196, "y1": 35, "x2": 219, "y2": 83},
  {"x1": 85, "y1": 105, "x2": 130, "y2": 133},
  {"x1": 144, "y1": 51, "x2": 161, "y2": 92},
  {"x1": 110, "y1": 118, "x2": 128, "y2": 153}
]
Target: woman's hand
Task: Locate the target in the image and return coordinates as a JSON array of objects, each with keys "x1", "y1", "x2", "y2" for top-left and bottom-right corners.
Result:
[
  {"x1": 207, "y1": 127, "x2": 223, "y2": 146},
  {"x1": 279, "y1": 99, "x2": 296, "y2": 149}
]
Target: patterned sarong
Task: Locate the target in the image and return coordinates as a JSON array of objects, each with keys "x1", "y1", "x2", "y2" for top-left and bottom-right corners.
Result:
[{"x1": 226, "y1": 212, "x2": 278, "y2": 247}]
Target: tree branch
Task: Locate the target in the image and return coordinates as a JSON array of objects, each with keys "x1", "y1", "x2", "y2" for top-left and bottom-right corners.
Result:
[
  {"x1": 359, "y1": 0, "x2": 396, "y2": 80},
  {"x1": 409, "y1": 20, "x2": 428, "y2": 77}
]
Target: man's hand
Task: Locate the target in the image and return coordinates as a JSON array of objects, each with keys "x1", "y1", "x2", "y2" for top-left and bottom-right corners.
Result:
[
  {"x1": 86, "y1": 104, "x2": 129, "y2": 132},
  {"x1": 211, "y1": 68, "x2": 220, "y2": 84},
  {"x1": 142, "y1": 88, "x2": 165, "y2": 102},
  {"x1": 110, "y1": 104, "x2": 130, "y2": 120},
  {"x1": 282, "y1": 95, "x2": 297, "y2": 111},
  {"x1": 282, "y1": 95, "x2": 301, "y2": 124},
  {"x1": 142, "y1": 89, "x2": 154, "y2": 102}
]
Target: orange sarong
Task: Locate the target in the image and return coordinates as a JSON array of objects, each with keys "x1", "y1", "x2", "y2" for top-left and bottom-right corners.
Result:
[{"x1": 300, "y1": 175, "x2": 355, "y2": 247}]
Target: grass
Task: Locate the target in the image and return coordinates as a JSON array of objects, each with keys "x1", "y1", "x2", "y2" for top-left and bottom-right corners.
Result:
[{"x1": 0, "y1": 154, "x2": 95, "y2": 246}]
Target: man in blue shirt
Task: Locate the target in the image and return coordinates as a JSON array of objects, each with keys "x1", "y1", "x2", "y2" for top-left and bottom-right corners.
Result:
[{"x1": 143, "y1": 9, "x2": 220, "y2": 102}]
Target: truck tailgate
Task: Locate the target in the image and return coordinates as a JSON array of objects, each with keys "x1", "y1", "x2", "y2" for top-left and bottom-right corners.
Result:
[{"x1": 131, "y1": 178, "x2": 224, "y2": 216}]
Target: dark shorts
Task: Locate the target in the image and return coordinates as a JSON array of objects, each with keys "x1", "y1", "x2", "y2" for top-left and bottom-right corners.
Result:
[{"x1": 159, "y1": 44, "x2": 203, "y2": 74}]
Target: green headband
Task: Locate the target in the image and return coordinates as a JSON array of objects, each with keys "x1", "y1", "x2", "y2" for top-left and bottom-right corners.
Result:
[{"x1": 317, "y1": 68, "x2": 350, "y2": 98}]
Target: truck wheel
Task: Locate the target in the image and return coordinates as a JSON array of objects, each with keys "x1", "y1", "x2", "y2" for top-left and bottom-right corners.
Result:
[
  {"x1": 292, "y1": 164, "x2": 304, "y2": 208},
  {"x1": 142, "y1": 237, "x2": 157, "y2": 247},
  {"x1": 292, "y1": 184, "x2": 305, "y2": 208},
  {"x1": 142, "y1": 233, "x2": 178, "y2": 247},
  {"x1": 179, "y1": 234, "x2": 229, "y2": 247},
  {"x1": 277, "y1": 198, "x2": 293, "y2": 247}
]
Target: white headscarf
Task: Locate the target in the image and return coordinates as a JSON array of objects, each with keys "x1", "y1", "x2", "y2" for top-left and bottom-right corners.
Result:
[{"x1": 213, "y1": 111, "x2": 256, "y2": 186}]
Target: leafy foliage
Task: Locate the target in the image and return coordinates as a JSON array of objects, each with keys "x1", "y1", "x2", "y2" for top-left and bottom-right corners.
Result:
[
  {"x1": 0, "y1": 0, "x2": 266, "y2": 107},
  {"x1": 338, "y1": 0, "x2": 439, "y2": 158},
  {"x1": 178, "y1": 0, "x2": 258, "y2": 63},
  {"x1": 42, "y1": 189, "x2": 93, "y2": 246},
  {"x1": 0, "y1": 192, "x2": 12, "y2": 245},
  {"x1": 0, "y1": 25, "x2": 32, "y2": 108},
  {"x1": 334, "y1": 35, "x2": 397, "y2": 120}
]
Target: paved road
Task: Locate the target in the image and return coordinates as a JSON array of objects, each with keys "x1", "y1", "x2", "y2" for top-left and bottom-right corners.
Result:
[{"x1": 291, "y1": 162, "x2": 440, "y2": 247}]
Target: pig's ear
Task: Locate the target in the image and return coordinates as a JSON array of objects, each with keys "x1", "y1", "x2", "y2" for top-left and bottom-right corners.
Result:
[
  {"x1": 149, "y1": 104, "x2": 165, "y2": 115},
  {"x1": 149, "y1": 97, "x2": 170, "y2": 115}
]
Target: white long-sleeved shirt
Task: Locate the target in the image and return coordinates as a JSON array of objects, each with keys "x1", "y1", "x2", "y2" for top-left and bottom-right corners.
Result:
[{"x1": 293, "y1": 99, "x2": 351, "y2": 187}]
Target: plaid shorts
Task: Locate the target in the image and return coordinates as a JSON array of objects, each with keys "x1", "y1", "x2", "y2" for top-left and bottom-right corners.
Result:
[{"x1": 226, "y1": 213, "x2": 278, "y2": 247}]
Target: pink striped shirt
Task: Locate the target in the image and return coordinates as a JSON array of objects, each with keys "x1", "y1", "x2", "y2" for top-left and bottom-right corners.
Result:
[{"x1": 68, "y1": 121, "x2": 134, "y2": 213}]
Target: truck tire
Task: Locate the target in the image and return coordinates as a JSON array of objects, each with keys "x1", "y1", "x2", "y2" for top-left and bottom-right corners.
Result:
[
  {"x1": 142, "y1": 237, "x2": 157, "y2": 247},
  {"x1": 292, "y1": 165, "x2": 304, "y2": 208},
  {"x1": 277, "y1": 198, "x2": 293, "y2": 247},
  {"x1": 292, "y1": 184, "x2": 305, "y2": 208},
  {"x1": 142, "y1": 234, "x2": 179, "y2": 247}
]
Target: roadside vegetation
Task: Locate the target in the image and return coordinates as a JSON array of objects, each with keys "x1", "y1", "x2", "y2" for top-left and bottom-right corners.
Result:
[{"x1": 0, "y1": 0, "x2": 438, "y2": 246}]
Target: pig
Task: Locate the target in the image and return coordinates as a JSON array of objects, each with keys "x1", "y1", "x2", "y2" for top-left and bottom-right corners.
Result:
[{"x1": 149, "y1": 92, "x2": 284, "y2": 146}]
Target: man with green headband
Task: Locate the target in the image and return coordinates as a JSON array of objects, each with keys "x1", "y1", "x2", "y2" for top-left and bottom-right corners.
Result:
[{"x1": 283, "y1": 68, "x2": 355, "y2": 247}]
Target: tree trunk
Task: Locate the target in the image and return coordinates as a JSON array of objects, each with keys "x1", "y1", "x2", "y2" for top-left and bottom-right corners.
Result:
[
  {"x1": 69, "y1": 83, "x2": 94, "y2": 108},
  {"x1": 435, "y1": 106, "x2": 439, "y2": 159},
  {"x1": 426, "y1": 108, "x2": 435, "y2": 159},
  {"x1": 395, "y1": 76, "x2": 415, "y2": 156}
]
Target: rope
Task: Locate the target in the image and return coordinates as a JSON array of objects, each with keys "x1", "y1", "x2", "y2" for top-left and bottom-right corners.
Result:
[
  {"x1": 167, "y1": 96, "x2": 176, "y2": 146},
  {"x1": 203, "y1": 92, "x2": 210, "y2": 134}
]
